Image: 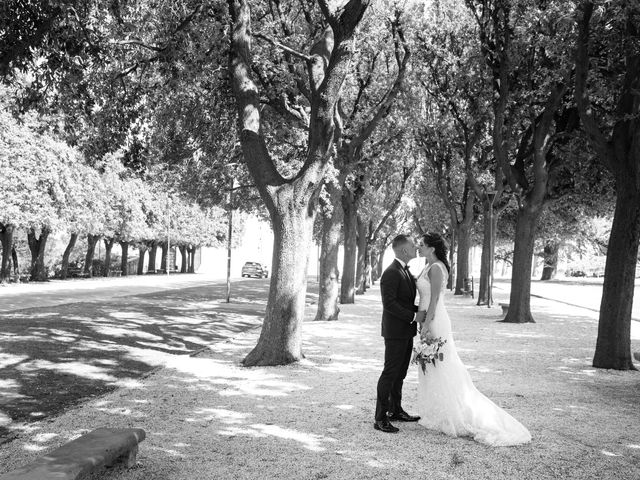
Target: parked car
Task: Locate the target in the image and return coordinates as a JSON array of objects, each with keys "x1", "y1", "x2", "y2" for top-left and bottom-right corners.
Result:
[
  {"x1": 565, "y1": 269, "x2": 587, "y2": 277},
  {"x1": 241, "y1": 261, "x2": 269, "y2": 278}
]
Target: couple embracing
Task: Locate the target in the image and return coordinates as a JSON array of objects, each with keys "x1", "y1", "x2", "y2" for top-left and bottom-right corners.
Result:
[{"x1": 374, "y1": 233, "x2": 531, "y2": 447}]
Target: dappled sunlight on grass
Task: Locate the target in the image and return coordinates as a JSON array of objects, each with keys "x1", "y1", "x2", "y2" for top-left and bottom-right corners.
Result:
[
  {"x1": 0, "y1": 353, "x2": 28, "y2": 369},
  {"x1": 17, "y1": 360, "x2": 118, "y2": 382},
  {"x1": 185, "y1": 407, "x2": 252, "y2": 424},
  {"x1": 218, "y1": 423, "x2": 337, "y2": 452}
]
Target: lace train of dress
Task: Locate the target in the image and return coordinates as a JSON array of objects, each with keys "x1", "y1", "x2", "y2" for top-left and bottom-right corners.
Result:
[{"x1": 416, "y1": 262, "x2": 531, "y2": 447}]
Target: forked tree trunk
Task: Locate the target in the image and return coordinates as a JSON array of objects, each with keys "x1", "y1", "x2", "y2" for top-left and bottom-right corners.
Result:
[
  {"x1": 84, "y1": 234, "x2": 100, "y2": 277},
  {"x1": 503, "y1": 205, "x2": 542, "y2": 324},
  {"x1": 540, "y1": 239, "x2": 559, "y2": 280},
  {"x1": 137, "y1": 245, "x2": 147, "y2": 275},
  {"x1": 28, "y1": 227, "x2": 50, "y2": 282},
  {"x1": 243, "y1": 195, "x2": 315, "y2": 366},
  {"x1": 341, "y1": 188, "x2": 358, "y2": 304},
  {"x1": 60, "y1": 232, "x2": 79, "y2": 280},
  {"x1": 501, "y1": 84, "x2": 566, "y2": 322},
  {"x1": 103, "y1": 237, "x2": 114, "y2": 277},
  {"x1": 228, "y1": 0, "x2": 369, "y2": 366},
  {"x1": 315, "y1": 182, "x2": 343, "y2": 321},
  {"x1": 120, "y1": 241, "x2": 129, "y2": 276},
  {"x1": 179, "y1": 245, "x2": 188, "y2": 273},
  {"x1": 0, "y1": 224, "x2": 15, "y2": 283}
]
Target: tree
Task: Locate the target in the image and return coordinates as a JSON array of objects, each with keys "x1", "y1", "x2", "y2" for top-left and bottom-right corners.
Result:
[
  {"x1": 0, "y1": 107, "x2": 77, "y2": 281},
  {"x1": 574, "y1": 1, "x2": 640, "y2": 370},
  {"x1": 334, "y1": 5, "x2": 411, "y2": 306},
  {"x1": 467, "y1": 0, "x2": 575, "y2": 322},
  {"x1": 227, "y1": 0, "x2": 370, "y2": 365}
]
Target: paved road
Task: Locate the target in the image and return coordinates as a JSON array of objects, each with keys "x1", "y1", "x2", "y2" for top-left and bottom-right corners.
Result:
[
  {"x1": 492, "y1": 277, "x2": 640, "y2": 340},
  {"x1": 0, "y1": 273, "x2": 225, "y2": 311},
  {"x1": 493, "y1": 277, "x2": 640, "y2": 318}
]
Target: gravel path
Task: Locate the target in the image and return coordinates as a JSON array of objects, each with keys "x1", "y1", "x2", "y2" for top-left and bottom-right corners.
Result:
[{"x1": 0, "y1": 283, "x2": 638, "y2": 479}]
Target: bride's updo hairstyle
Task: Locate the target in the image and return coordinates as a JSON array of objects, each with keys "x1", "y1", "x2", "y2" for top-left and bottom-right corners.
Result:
[{"x1": 423, "y1": 232, "x2": 451, "y2": 274}]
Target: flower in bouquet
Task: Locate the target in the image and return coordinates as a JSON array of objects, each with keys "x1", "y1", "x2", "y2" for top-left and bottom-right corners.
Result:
[{"x1": 412, "y1": 335, "x2": 447, "y2": 374}]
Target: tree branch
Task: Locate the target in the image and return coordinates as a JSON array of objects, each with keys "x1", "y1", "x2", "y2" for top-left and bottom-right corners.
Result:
[
  {"x1": 254, "y1": 33, "x2": 312, "y2": 61},
  {"x1": 574, "y1": 1, "x2": 612, "y2": 165}
]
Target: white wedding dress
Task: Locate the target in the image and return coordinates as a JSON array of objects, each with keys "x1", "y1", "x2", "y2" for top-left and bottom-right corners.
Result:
[{"x1": 416, "y1": 262, "x2": 531, "y2": 446}]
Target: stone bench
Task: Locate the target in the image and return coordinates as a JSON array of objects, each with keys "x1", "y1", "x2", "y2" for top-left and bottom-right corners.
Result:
[
  {"x1": 499, "y1": 303, "x2": 509, "y2": 315},
  {"x1": 0, "y1": 427, "x2": 145, "y2": 480}
]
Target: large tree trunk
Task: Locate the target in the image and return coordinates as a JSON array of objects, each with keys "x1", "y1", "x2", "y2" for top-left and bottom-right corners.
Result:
[
  {"x1": 454, "y1": 224, "x2": 472, "y2": 295},
  {"x1": 179, "y1": 245, "x2": 188, "y2": 273},
  {"x1": 477, "y1": 207, "x2": 493, "y2": 305},
  {"x1": 103, "y1": 237, "x2": 114, "y2": 277},
  {"x1": 574, "y1": 3, "x2": 639, "y2": 370},
  {"x1": 11, "y1": 246, "x2": 19, "y2": 276},
  {"x1": 373, "y1": 242, "x2": 386, "y2": 283},
  {"x1": 148, "y1": 241, "x2": 158, "y2": 273},
  {"x1": 243, "y1": 191, "x2": 315, "y2": 365},
  {"x1": 540, "y1": 239, "x2": 559, "y2": 280},
  {"x1": 84, "y1": 234, "x2": 100, "y2": 277},
  {"x1": 314, "y1": 183, "x2": 343, "y2": 321},
  {"x1": 137, "y1": 245, "x2": 147, "y2": 275},
  {"x1": 187, "y1": 246, "x2": 196, "y2": 273},
  {"x1": 160, "y1": 241, "x2": 168, "y2": 272},
  {"x1": 27, "y1": 227, "x2": 50, "y2": 282},
  {"x1": 593, "y1": 183, "x2": 640, "y2": 369},
  {"x1": 355, "y1": 214, "x2": 367, "y2": 295},
  {"x1": 341, "y1": 188, "x2": 358, "y2": 304},
  {"x1": 120, "y1": 241, "x2": 129, "y2": 276},
  {"x1": 503, "y1": 205, "x2": 542, "y2": 323},
  {"x1": 0, "y1": 224, "x2": 15, "y2": 283},
  {"x1": 60, "y1": 232, "x2": 78, "y2": 280}
]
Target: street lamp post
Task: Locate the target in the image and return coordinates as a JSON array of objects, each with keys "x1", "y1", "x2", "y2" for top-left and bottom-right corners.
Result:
[{"x1": 486, "y1": 190, "x2": 497, "y2": 308}]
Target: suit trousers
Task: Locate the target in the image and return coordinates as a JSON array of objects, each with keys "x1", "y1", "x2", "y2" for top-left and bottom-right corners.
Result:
[{"x1": 375, "y1": 337, "x2": 414, "y2": 421}]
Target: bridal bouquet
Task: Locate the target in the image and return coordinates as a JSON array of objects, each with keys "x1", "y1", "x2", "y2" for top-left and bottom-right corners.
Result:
[{"x1": 412, "y1": 336, "x2": 447, "y2": 374}]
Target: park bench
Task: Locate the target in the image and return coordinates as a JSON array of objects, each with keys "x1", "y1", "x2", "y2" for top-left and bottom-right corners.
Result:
[
  {"x1": 0, "y1": 427, "x2": 145, "y2": 480},
  {"x1": 499, "y1": 303, "x2": 509, "y2": 315}
]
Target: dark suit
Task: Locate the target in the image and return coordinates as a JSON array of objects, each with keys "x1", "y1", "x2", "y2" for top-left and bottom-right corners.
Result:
[{"x1": 375, "y1": 259, "x2": 418, "y2": 421}]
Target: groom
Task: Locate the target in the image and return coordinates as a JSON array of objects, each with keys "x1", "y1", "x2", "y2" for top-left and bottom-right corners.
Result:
[{"x1": 374, "y1": 234, "x2": 423, "y2": 433}]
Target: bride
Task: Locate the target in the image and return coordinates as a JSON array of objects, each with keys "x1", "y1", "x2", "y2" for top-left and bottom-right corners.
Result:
[{"x1": 415, "y1": 232, "x2": 531, "y2": 447}]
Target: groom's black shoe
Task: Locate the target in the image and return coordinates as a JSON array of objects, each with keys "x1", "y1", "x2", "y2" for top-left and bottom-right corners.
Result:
[
  {"x1": 387, "y1": 410, "x2": 420, "y2": 422},
  {"x1": 374, "y1": 418, "x2": 399, "y2": 433}
]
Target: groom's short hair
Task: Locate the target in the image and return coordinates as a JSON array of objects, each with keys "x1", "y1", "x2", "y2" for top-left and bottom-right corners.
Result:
[{"x1": 392, "y1": 234, "x2": 411, "y2": 251}]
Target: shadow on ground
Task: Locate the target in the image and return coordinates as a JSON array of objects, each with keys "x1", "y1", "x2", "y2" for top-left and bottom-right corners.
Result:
[{"x1": 0, "y1": 279, "x2": 318, "y2": 443}]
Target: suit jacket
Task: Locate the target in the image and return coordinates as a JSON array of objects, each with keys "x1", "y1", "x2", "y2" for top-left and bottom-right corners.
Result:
[{"x1": 380, "y1": 259, "x2": 418, "y2": 338}]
